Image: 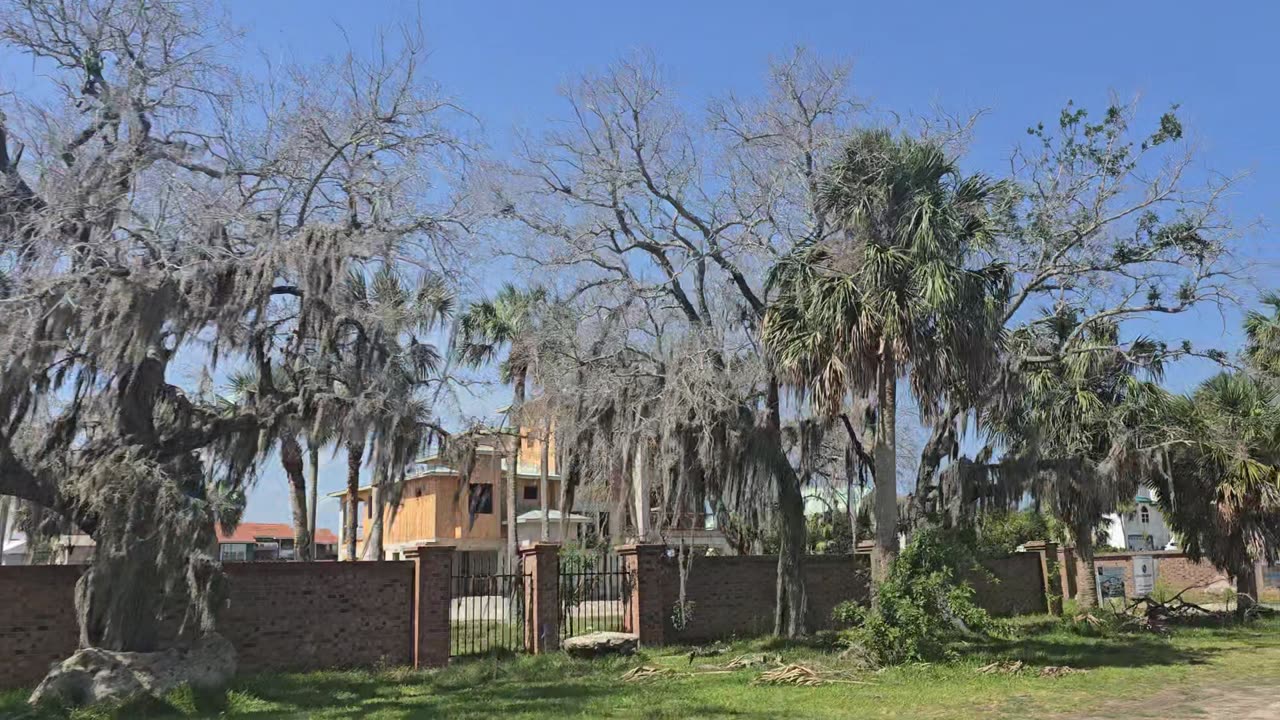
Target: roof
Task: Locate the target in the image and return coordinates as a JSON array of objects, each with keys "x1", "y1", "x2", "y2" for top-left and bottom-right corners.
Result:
[
  {"x1": 217, "y1": 523, "x2": 338, "y2": 545},
  {"x1": 515, "y1": 509, "x2": 590, "y2": 523},
  {"x1": 418, "y1": 445, "x2": 502, "y2": 463},
  {"x1": 326, "y1": 458, "x2": 561, "y2": 499}
]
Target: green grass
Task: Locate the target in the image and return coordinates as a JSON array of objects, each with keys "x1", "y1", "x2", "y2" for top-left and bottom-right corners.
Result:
[
  {"x1": 450, "y1": 616, "x2": 626, "y2": 657},
  {"x1": 5, "y1": 617, "x2": 1279, "y2": 720},
  {"x1": 450, "y1": 621, "x2": 524, "y2": 656}
]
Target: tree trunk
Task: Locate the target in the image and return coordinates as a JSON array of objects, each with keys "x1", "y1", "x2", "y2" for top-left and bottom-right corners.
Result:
[
  {"x1": 1235, "y1": 564, "x2": 1258, "y2": 621},
  {"x1": 767, "y1": 377, "x2": 807, "y2": 637},
  {"x1": 279, "y1": 435, "x2": 311, "y2": 562},
  {"x1": 364, "y1": 441, "x2": 387, "y2": 562},
  {"x1": 345, "y1": 439, "x2": 363, "y2": 562},
  {"x1": 871, "y1": 350, "x2": 899, "y2": 597},
  {"x1": 559, "y1": 455, "x2": 578, "y2": 542},
  {"x1": 307, "y1": 441, "x2": 320, "y2": 560},
  {"x1": 1073, "y1": 524, "x2": 1098, "y2": 610},
  {"x1": 507, "y1": 369, "x2": 526, "y2": 569},
  {"x1": 539, "y1": 418, "x2": 550, "y2": 541},
  {"x1": 610, "y1": 476, "x2": 627, "y2": 547},
  {"x1": 364, "y1": 480, "x2": 384, "y2": 561},
  {"x1": 74, "y1": 462, "x2": 224, "y2": 653},
  {"x1": 774, "y1": 467, "x2": 808, "y2": 637},
  {"x1": 846, "y1": 450, "x2": 861, "y2": 561},
  {"x1": 633, "y1": 435, "x2": 651, "y2": 541}
]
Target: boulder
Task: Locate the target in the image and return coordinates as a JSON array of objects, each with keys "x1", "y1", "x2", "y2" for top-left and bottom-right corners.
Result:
[
  {"x1": 30, "y1": 633, "x2": 236, "y2": 707},
  {"x1": 562, "y1": 631, "x2": 639, "y2": 658}
]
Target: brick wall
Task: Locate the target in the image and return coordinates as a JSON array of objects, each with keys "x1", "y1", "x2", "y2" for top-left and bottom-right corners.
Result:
[
  {"x1": 966, "y1": 554, "x2": 1048, "y2": 616},
  {"x1": 658, "y1": 552, "x2": 1043, "y2": 643},
  {"x1": 0, "y1": 566, "x2": 82, "y2": 688},
  {"x1": 220, "y1": 562, "x2": 414, "y2": 672},
  {"x1": 659, "y1": 556, "x2": 869, "y2": 642},
  {"x1": 1092, "y1": 551, "x2": 1233, "y2": 598},
  {"x1": 0, "y1": 561, "x2": 421, "y2": 689}
]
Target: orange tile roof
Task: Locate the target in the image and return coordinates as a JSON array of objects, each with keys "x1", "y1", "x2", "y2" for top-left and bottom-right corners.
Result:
[{"x1": 217, "y1": 522, "x2": 338, "y2": 545}]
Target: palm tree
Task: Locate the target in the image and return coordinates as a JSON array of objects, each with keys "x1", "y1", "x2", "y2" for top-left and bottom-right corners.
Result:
[
  {"x1": 331, "y1": 266, "x2": 454, "y2": 561},
  {"x1": 1244, "y1": 292, "x2": 1280, "y2": 379},
  {"x1": 344, "y1": 437, "x2": 364, "y2": 562},
  {"x1": 764, "y1": 130, "x2": 1007, "y2": 587},
  {"x1": 454, "y1": 284, "x2": 547, "y2": 568},
  {"x1": 1154, "y1": 372, "x2": 1280, "y2": 618},
  {"x1": 992, "y1": 313, "x2": 1166, "y2": 607},
  {"x1": 304, "y1": 424, "x2": 337, "y2": 560},
  {"x1": 225, "y1": 370, "x2": 314, "y2": 561}
]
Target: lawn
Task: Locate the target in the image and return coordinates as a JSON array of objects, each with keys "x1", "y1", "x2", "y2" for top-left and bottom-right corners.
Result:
[{"x1": 5, "y1": 617, "x2": 1279, "y2": 720}]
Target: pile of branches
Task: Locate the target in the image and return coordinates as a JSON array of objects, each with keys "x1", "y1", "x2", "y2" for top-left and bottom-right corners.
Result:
[
  {"x1": 1122, "y1": 587, "x2": 1216, "y2": 632},
  {"x1": 1071, "y1": 584, "x2": 1264, "y2": 635}
]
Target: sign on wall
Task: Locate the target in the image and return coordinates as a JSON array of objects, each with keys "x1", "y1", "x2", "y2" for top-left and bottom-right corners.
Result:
[
  {"x1": 1098, "y1": 565, "x2": 1126, "y2": 603},
  {"x1": 1132, "y1": 556, "x2": 1155, "y2": 597}
]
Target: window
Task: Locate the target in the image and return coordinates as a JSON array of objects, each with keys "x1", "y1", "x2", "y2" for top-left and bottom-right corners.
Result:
[
  {"x1": 1139, "y1": 506, "x2": 1150, "y2": 524},
  {"x1": 523, "y1": 484, "x2": 538, "y2": 501},
  {"x1": 468, "y1": 483, "x2": 494, "y2": 515},
  {"x1": 220, "y1": 544, "x2": 248, "y2": 562}
]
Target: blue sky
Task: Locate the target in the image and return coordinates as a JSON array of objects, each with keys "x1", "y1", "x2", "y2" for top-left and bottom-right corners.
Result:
[
  {"x1": 225, "y1": 0, "x2": 1280, "y2": 526},
  {"x1": 16, "y1": 1, "x2": 1280, "y2": 527}
]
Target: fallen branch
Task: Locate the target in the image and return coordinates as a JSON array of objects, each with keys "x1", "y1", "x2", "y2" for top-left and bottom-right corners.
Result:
[
  {"x1": 622, "y1": 666, "x2": 676, "y2": 682},
  {"x1": 753, "y1": 664, "x2": 826, "y2": 687},
  {"x1": 725, "y1": 654, "x2": 783, "y2": 670},
  {"x1": 977, "y1": 660, "x2": 1084, "y2": 678}
]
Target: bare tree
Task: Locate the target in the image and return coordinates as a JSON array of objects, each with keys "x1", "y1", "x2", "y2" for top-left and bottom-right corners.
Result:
[
  {"x1": 489, "y1": 48, "x2": 860, "y2": 636},
  {"x1": 0, "y1": 1, "x2": 470, "y2": 703}
]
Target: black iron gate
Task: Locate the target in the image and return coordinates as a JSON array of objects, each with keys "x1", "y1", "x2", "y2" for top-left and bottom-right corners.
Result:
[
  {"x1": 559, "y1": 554, "x2": 633, "y2": 640},
  {"x1": 450, "y1": 560, "x2": 529, "y2": 656}
]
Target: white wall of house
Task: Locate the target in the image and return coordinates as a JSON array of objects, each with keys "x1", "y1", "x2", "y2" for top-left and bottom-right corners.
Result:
[
  {"x1": 336, "y1": 502, "x2": 346, "y2": 555},
  {"x1": 1103, "y1": 486, "x2": 1174, "y2": 550}
]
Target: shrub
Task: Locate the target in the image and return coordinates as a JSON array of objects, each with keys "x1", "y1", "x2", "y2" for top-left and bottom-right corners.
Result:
[
  {"x1": 841, "y1": 528, "x2": 991, "y2": 665},
  {"x1": 832, "y1": 600, "x2": 861, "y2": 628},
  {"x1": 973, "y1": 510, "x2": 1066, "y2": 557},
  {"x1": 558, "y1": 545, "x2": 597, "y2": 573}
]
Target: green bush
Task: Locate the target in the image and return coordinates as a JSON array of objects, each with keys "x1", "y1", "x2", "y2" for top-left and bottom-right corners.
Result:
[
  {"x1": 832, "y1": 599, "x2": 861, "y2": 628},
  {"x1": 973, "y1": 509, "x2": 1066, "y2": 557},
  {"x1": 558, "y1": 545, "x2": 597, "y2": 573},
  {"x1": 840, "y1": 528, "x2": 991, "y2": 665}
]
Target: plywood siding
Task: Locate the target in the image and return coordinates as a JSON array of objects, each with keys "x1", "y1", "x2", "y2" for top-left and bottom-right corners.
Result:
[{"x1": 517, "y1": 425, "x2": 557, "y2": 474}]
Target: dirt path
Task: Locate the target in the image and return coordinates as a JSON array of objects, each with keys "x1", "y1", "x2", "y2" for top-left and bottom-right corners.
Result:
[{"x1": 1064, "y1": 647, "x2": 1280, "y2": 720}]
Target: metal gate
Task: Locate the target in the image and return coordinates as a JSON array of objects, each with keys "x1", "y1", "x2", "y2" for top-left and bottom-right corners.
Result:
[
  {"x1": 450, "y1": 559, "x2": 529, "y2": 657},
  {"x1": 559, "y1": 554, "x2": 633, "y2": 640}
]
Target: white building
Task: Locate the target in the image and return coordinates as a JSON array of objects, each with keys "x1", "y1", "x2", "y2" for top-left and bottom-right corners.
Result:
[{"x1": 1102, "y1": 486, "x2": 1174, "y2": 551}]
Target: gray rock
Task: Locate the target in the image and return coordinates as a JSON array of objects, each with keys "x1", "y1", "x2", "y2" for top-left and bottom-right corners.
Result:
[
  {"x1": 30, "y1": 633, "x2": 236, "y2": 707},
  {"x1": 562, "y1": 631, "x2": 638, "y2": 658}
]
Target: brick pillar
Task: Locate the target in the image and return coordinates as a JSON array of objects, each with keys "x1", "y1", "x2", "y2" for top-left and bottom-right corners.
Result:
[
  {"x1": 520, "y1": 543, "x2": 561, "y2": 654},
  {"x1": 1057, "y1": 545, "x2": 1078, "y2": 602},
  {"x1": 1022, "y1": 540, "x2": 1062, "y2": 615},
  {"x1": 405, "y1": 544, "x2": 453, "y2": 668},
  {"x1": 618, "y1": 543, "x2": 667, "y2": 647}
]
